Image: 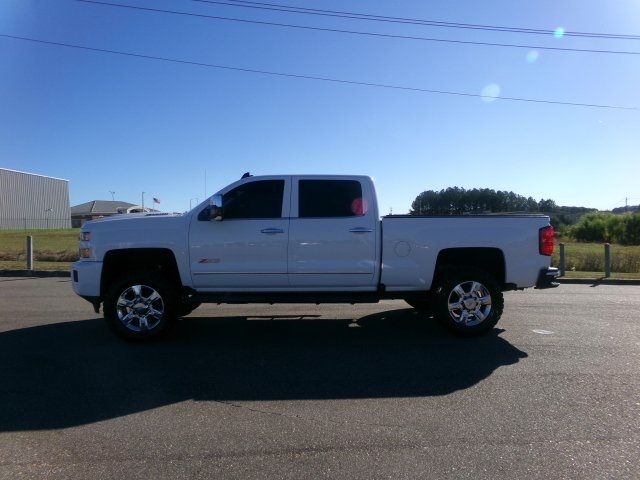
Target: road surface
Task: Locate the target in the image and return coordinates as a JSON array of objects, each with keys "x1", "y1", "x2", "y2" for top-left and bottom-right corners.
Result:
[{"x1": 0, "y1": 278, "x2": 638, "y2": 479}]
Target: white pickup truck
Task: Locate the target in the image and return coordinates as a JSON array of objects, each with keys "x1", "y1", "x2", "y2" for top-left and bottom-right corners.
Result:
[{"x1": 72, "y1": 174, "x2": 558, "y2": 340}]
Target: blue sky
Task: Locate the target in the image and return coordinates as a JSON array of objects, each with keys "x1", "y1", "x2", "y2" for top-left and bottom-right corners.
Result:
[{"x1": 1, "y1": 0, "x2": 639, "y2": 214}]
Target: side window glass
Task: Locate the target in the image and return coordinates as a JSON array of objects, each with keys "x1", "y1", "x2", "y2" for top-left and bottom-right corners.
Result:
[
  {"x1": 298, "y1": 180, "x2": 365, "y2": 218},
  {"x1": 222, "y1": 180, "x2": 284, "y2": 219}
]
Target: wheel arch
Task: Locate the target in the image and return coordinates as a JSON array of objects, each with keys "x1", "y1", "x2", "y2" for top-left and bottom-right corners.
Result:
[
  {"x1": 433, "y1": 247, "x2": 506, "y2": 288},
  {"x1": 100, "y1": 248, "x2": 182, "y2": 297}
]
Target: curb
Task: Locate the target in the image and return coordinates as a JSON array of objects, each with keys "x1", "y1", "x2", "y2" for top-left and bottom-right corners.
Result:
[
  {"x1": 0, "y1": 270, "x2": 70, "y2": 278},
  {"x1": 557, "y1": 278, "x2": 640, "y2": 286}
]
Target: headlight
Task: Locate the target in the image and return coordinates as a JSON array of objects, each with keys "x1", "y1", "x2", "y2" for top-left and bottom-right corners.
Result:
[
  {"x1": 79, "y1": 231, "x2": 91, "y2": 241},
  {"x1": 79, "y1": 248, "x2": 92, "y2": 258}
]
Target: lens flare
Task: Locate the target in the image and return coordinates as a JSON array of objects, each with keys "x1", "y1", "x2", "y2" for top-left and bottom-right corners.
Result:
[
  {"x1": 480, "y1": 83, "x2": 500, "y2": 102},
  {"x1": 553, "y1": 27, "x2": 565, "y2": 38},
  {"x1": 526, "y1": 50, "x2": 539, "y2": 63}
]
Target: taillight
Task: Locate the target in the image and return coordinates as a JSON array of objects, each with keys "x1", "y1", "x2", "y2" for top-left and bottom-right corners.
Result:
[{"x1": 539, "y1": 226, "x2": 554, "y2": 256}]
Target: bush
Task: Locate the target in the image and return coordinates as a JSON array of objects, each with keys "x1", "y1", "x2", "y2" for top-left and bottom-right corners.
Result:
[
  {"x1": 620, "y1": 214, "x2": 640, "y2": 245},
  {"x1": 568, "y1": 213, "x2": 609, "y2": 242},
  {"x1": 568, "y1": 212, "x2": 640, "y2": 245}
]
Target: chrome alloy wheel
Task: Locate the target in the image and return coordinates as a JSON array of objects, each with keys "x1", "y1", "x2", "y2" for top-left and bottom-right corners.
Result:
[
  {"x1": 115, "y1": 284, "x2": 165, "y2": 332},
  {"x1": 447, "y1": 280, "x2": 492, "y2": 327}
]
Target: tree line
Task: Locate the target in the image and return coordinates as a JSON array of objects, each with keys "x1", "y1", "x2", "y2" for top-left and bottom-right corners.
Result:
[
  {"x1": 408, "y1": 187, "x2": 639, "y2": 244},
  {"x1": 409, "y1": 187, "x2": 593, "y2": 225}
]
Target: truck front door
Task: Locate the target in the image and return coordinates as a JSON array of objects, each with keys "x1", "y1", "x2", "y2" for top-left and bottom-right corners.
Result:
[{"x1": 189, "y1": 178, "x2": 290, "y2": 289}]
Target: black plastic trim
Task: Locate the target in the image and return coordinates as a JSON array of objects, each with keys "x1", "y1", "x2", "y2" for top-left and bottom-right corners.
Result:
[
  {"x1": 535, "y1": 267, "x2": 560, "y2": 289},
  {"x1": 80, "y1": 295, "x2": 102, "y2": 313},
  {"x1": 190, "y1": 291, "x2": 381, "y2": 305}
]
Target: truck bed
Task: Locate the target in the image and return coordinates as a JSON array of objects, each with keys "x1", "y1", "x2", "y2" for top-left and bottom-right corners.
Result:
[{"x1": 380, "y1": 215, "x2": 552, "y2": 291}]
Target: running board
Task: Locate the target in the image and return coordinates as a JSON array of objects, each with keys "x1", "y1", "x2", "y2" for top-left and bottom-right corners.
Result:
[{"x1": 188, "y1": 291, "x2": 383, "y2": 305}]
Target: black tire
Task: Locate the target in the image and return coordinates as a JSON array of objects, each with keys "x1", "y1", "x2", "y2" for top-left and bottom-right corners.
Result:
[
  {"x1": 103, "y1": 271, "x2": 178, "y2": 340},
  {"x1": 432, "y1": 267, "x2": 503, "y2": 336},
  {"x1": 177, "y1": 302, "x2": 201, "y2": 317}
]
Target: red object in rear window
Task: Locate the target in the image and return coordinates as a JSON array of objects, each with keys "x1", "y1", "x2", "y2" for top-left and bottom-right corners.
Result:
[{"x1": 539, "y1": 226, "x2": 555, "y2": 256}]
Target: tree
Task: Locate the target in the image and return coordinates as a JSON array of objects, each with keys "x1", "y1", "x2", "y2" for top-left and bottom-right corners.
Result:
[
  {"x1": 410, "y1": 187, "x2": 539, "y2": 215},
  {"x1": 408, "y1": 188, "x2": 602, "y2": 233},
  {"x1": 538, "y1": 198, "x2": 557, "y2": 212}
]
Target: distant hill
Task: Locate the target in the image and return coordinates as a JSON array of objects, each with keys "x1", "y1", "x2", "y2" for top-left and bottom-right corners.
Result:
[
  {"x1": 545, "y1": 206, "x2": 598, "y2": 229},
  {"x1": 612, "y1": 205, "x2": 640, "y2": 214}
]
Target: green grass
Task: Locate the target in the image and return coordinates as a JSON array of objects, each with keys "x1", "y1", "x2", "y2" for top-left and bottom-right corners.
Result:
[
  {"x1": 0, "y1": 228, "x2": 79, "y2": 262},
  {"x1": 0, "y1": 260, "x2": 72, "y2": 271},
  {"x1": 560, "y1": 271, "x2": 640, "y2": 280},
  {"x1": 552, "y1": 241, "x2": 640, "y2": 274}
]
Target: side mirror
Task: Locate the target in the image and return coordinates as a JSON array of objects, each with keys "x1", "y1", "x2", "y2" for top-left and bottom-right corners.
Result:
[{"x1": 209, "y1": 194, "x2": 223, "y2": 221}]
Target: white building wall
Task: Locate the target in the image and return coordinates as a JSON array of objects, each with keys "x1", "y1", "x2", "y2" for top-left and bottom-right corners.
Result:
[{"x1": 0, "y1": 168, "x2": 72, "y2": 229}]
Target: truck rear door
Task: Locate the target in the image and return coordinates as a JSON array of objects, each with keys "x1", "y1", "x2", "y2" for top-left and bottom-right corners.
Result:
[{"x1": 288, "y1": 177, "x2": 378, "y2": 288}]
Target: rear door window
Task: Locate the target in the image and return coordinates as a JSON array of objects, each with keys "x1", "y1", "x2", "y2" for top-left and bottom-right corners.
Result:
[{"x1": 298, "y1": 180, "x2": 365, "y2": 218}]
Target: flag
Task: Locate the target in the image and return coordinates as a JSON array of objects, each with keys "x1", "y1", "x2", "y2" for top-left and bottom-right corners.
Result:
[{"x1": 153, "y1": 197, "x2": 160, "y2": 204}]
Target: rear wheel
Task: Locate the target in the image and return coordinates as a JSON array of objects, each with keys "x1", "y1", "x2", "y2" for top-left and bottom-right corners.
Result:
[
  {"x1": 103, "y1": 272, "x2": 178, "y2": 340},
  {"x1": 433, "y1": 268, "x2": 503, "y2": 336}
]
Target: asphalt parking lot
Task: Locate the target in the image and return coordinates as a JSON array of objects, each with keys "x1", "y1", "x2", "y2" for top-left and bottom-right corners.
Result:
[{"x1": 0, "y1": 278, "x2": 638, "y2": 479}]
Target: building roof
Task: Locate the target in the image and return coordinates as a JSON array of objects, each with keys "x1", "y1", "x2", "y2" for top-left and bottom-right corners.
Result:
[
  {"x1": 0, "y1": 167, "x2": 69, "y2": 182},
  {"x1": 71, "y1": 200, "x2": 136, "y2": 216}
]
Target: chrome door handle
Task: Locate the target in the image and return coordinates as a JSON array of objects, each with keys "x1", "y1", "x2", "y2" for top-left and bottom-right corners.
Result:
[
  {"x1": 261, "y1": 228, "x2": 284, "y2": 234},
  {"x1": 349, "y1": 227, "x2": 373, "y2": 233}
]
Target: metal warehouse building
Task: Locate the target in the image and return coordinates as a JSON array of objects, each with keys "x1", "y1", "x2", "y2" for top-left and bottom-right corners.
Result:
[{"x1": 0, "y1": 168, "x2": 71, "y2": 229}]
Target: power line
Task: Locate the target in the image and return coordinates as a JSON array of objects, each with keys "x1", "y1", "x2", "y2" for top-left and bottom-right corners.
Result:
[
  {"x1": 1, "y1": 33, "x2": 637, "y2": 110},
  {"x1": 191, "y1": 0, "x2": 640, "y2": 40},
  {"x1": 75, "y1": 0, "x2": 640, "y2": 56}
]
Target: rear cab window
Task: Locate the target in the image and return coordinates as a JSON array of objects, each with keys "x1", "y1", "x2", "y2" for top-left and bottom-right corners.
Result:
[{"x1": 298, "y1": 179, "x2": 367, "y2": 218}]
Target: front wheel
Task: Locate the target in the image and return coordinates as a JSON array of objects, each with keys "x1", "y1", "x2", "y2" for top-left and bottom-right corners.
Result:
[
  {"x1": 103, "y1": 272, "x2": 178, "y2": 340},
  {"x1": 433, "y1": 268, "x2": 503, "y2": 336}
]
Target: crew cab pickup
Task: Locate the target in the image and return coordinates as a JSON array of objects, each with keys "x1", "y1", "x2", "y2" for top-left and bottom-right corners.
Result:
[{"x1": 72, "y1": 175, "x2": 558, "y2": 340}]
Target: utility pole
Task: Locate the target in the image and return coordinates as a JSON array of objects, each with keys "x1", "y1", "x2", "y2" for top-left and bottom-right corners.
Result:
[
  {"x1": 44, "y1": 208, "x2": 52, "y2": 229},
  {"x1": 142, "y1": 192, "x2": 146, "y2": 210},
  {"x1": 109, "y1": 190, "x2": 115, "y2": 201}
]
